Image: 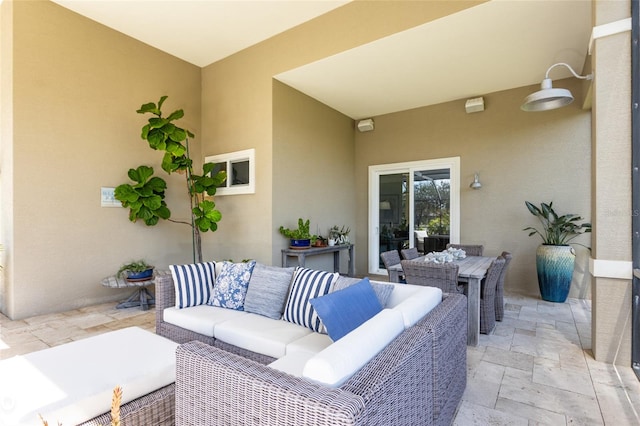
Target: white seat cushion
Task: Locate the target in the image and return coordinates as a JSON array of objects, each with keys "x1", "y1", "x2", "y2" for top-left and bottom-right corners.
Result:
[
  {"x1": 302, "y1": 309, "x2": 404, "y2": 387},
  {"x1": 268, "y1": 351, "x2": 315, "y2": 377},
  {"x1": 163, "y1": 305, "x2": 248, "y2": 337},
  {"x1": 286, "y1": 331, "x2": 332, "y2": 356},
  {"x1": 382, "y1": 283, "x2": 443, "y2": 327},
  {"x1": 214, "y1": 313, "x2": 312, "y2": 358},
  {"x1": 0, "y1": 327, "x2": 177, "y2": 426}
]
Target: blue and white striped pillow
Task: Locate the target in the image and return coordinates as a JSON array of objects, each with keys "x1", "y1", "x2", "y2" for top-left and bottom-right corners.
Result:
[
  {"x1": 282, "y1": 267, "x2": 339, "y2": 332},
  {"x1": 169, "y1": 262, "x2": 216, "y2": 309}
]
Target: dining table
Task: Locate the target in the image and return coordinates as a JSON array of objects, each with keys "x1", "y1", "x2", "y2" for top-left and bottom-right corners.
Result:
[{"x1": 387, "y1": 255, "x2": 495, "y2": 346}]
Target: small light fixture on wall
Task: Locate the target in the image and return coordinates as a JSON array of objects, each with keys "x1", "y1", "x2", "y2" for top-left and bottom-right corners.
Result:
[
  {"x1": 465, "y1": 97, "x2": 485, "y2": 113},
  {"x1": 521, "y1": 62, "x2": 593, "y2": 112},
  {"x1": 357, "y1": 118, "x2": 375, "y2": 132},
  {"x1": 470, "y1": 173, "x2": 482, "y2": 190}
]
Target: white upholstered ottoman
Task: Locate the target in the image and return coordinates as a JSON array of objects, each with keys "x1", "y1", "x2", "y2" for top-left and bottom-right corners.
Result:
[{"x1": 0, "y1": 327, "x2": 178, "y2": 426}]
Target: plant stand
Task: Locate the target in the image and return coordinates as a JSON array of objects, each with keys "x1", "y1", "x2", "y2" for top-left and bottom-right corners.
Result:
[{"x1": 101, "y1": 270, "x2": 170, "y2": 310}]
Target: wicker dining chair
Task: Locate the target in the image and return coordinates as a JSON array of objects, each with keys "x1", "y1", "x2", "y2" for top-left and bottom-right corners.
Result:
[
  {"x1": 494, "y1": 251, "x2": 513, "y2": 321},
  {"x1": 400, "y1": 260, "x2": 462, "y2": 294},
  {"x1": 446, "y1": 243, "x2": 484, "y2": 256},
  {"x1": 401, "y1": 247, "x2": 420, "y2": 260},
  {"x1": 480, "y1": 256, "x2": 506, "y2": 334},
  {"x1": 380, "y1": 250, "x2": 404, "y2": 282}
]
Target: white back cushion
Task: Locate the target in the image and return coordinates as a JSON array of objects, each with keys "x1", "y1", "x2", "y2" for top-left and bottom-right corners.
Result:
[
  {"x1": 388, "y1": 285, "x2": 442, "y2": 328},
  {"x1": 302, "y1": 309, "x2": 404, "y2": 387}
]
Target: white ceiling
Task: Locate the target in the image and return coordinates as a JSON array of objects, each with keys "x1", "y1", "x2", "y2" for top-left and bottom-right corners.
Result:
[{"x1": 52, "y1": 0, "x2": 593, "y2": 120}]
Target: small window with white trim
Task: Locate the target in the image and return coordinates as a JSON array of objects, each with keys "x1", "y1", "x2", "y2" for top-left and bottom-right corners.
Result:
[{"x1": 205, "y1": 148, "x2": 255, "y2": 195}]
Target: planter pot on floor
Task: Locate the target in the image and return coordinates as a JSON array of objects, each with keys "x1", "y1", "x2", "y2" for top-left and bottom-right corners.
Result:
[{"x1": 536, "y1": 244, "x2": 575, "y2": 303}]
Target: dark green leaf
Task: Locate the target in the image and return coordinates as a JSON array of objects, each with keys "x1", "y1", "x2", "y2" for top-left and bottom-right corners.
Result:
[
  {"x1": 142, "y1": 195, "x2": 162, "y2": 210},
  {"x1": 144, "y1": 216, "x2": 159, "y2": 226},
  {"x1": 147, "y1": 128, "x2": 167, "y2": 150},
  {"x1": 114, "y1": 184, "x2": 138, "y2": 203},
  {"x1": 149, "y1": 117, "x2": 168, "y2": 129},
  {"x1": 146, "y1": 176, "x2": 167, "y2": 193},
  {"x1": 202, "y1": 162, "x2": 215, "y2": 175},
  {"x1": 169, "y1": 127, "x2": 187, "y2": 142},
  {"x1": 157, "y1": 96, "x2": 168, "y2": 111},
  {"x1": 136, "y1": 102, "x2": 159, "y2": 115},
  {"x1": 156, "y1": 205, "x2": 171, "y2": 219},
  {"x1": 166, "y1": 109, "x2": 184, "y2": 122}
]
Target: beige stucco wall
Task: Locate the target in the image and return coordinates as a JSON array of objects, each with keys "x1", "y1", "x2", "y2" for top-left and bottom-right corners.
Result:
[
  {"x1": 354, "y1": 80, "x2": 592, "y2": 297},
  {"x1": 2, "y1": 0, "x2": 201, "y2": 319},
  {"x1": 272, "y1": 81, "x2": 356, "y2": 271},
  {"x1": 198, "y1": 0, "x2": 486, "y2": 266}
]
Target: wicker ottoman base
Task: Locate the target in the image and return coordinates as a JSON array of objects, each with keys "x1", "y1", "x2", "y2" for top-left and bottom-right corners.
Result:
[{"x1": 81, "y1": 383, "x2": 175, "y2": 426}]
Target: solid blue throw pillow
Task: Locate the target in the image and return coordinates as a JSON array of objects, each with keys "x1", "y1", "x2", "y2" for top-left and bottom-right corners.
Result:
[{"x1": 310, "y1": 277, "x2": 383, "y2": 341}]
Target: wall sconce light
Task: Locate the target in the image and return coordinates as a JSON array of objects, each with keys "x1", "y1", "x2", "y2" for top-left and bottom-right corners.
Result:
[
  {"x1": 470, "y1": 173, "x2": 482, "y2": 189},
  {"x1": 521, "y1": 62, "x2": 593, "y2": 112}
]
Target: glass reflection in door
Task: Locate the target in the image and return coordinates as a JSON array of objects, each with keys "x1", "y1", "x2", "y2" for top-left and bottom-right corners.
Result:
[
  {"x1": 413, "y1": 169, "x2": 450, "y2": 253},
  {"x1": 379, "y1": 173, "x2": 409, "y2": 267}
]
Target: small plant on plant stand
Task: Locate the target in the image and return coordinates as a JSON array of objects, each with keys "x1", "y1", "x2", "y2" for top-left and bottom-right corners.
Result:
[
  {"x1": 279, "y1": 218, "x2": 316, "y2": 248},
  {"x1": 115, "y1": 96, "x2": 227, "y2": 262},
  {"x1": 116, "y1": 260, "x2": 154, "y2": 280},
  {"x1": 329, "y1": 225, "x2": 351, "y2": 245}
]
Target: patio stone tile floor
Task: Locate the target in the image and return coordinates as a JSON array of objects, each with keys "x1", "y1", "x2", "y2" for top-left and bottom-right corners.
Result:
[{"x1": 1, "y1": 294, "x2": 639, "y2": 425}]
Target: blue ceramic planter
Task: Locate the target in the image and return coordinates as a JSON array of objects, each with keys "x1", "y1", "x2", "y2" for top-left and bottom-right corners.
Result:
[
  {"x1": 536, "y1": 245, "x2": 575, "y2": 303},
  {"x1": 290, "y1": 239, "x2": 311, "y2": 249},
  {"x1": 127, "y1": 268, "x2": 154, "y2": 280}
]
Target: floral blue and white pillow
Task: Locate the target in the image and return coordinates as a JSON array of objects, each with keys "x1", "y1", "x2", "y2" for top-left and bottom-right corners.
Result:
[{"x1": 208, "y1": 260, "x2": 256, "y2": 310}]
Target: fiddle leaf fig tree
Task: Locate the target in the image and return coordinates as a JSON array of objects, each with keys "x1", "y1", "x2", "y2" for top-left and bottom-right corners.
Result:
[
  {"x1": 115, "y1": 96, "x2": 227, "y2": 262},
  {"x1": 115, "y1": 165, "x2": 170, "y2": 226}
]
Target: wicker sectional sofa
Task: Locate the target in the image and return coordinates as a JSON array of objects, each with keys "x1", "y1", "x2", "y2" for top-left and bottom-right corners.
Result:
[{"x1": 155, "y1": 264, "x2": 467, "y2": 426}]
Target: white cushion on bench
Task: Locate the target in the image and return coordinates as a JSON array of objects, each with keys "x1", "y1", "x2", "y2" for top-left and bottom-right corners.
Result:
[
  {"x1": 302, "y1": 308, "x2": 404, "y2": 387},
  {"x1": 0, "y1": 327, "x2": 177, "y2": 426},
  {"x1": 214, "y1": 314, "x2": 313, "y2": 358},
  {"x1": 268, "y1": 351, "x2": 315, "y2": 376},
  {"x1": 384, "y1": 283, "x2": 443, "y2": 328},
  {"x1": 286, "y1": 331, "x2": 332, "y2": 356},
  {"x1": 163, "y1": 305, "x2": 248, "y2": 337}
]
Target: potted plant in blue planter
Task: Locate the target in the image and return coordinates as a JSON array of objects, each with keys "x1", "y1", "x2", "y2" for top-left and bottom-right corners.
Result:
[
  {"x1": 279, "y1": 218, "x2": 315, "y2": 249},
  {"x1": 523, "y1": 201, "x2": 591, "y2": 303},
  {"x1": 117, "y1": 260, "x2": 155, "y2": 281}
]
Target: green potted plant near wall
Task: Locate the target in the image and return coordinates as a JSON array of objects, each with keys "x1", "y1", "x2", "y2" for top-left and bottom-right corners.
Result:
[
  {"x1": 114, "y1": 96, "x2": 227, "y2": 262},
  {"x1": 279, "y1": 218, "x2": 315, "y2": 249},
  {"x1": 523, "y1": 201, "x2": 591, "y2": 303},
  {"x1": 116, "y1": 259, "x2": 155, "y2": 281}
]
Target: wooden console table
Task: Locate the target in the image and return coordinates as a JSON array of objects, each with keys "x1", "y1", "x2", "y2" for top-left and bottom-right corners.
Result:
[{"x1": 282, "y1": 244, "x2": 355, "y2": 276}]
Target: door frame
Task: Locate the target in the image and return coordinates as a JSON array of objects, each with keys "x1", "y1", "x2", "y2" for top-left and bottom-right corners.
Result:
[
  {"x1": 631, "y1": 0, "x2": 639, "y2": 381},
  {"x1": 368, "y1": 157, "x2": 460, "y2": 275}
]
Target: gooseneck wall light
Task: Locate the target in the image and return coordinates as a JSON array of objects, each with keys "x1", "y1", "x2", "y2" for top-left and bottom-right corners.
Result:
[{"x1": 521, "y1": 62, "x2": 593, "y2": 112}]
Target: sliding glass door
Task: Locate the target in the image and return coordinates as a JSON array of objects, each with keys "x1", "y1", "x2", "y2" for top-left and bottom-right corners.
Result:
[{"x1": 369, "y1": 158, "x2": 460, "y2": 274}]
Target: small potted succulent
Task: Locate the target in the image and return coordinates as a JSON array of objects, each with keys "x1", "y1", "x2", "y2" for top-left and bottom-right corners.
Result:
[
  {"x1": 116, "y1": 260, "x2": 155, "y2": 281},
  {"x1": 329, "y1": 225, "x2": 351, "y2": 245},
  {"x1": 279, "y1": 218, "x2": 315, "y2": 249}
]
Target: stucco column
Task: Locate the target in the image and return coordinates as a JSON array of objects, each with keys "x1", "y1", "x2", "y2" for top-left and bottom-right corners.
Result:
[{"x1": 591, "y1": 0, "x2": 633, "y2": 366}]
